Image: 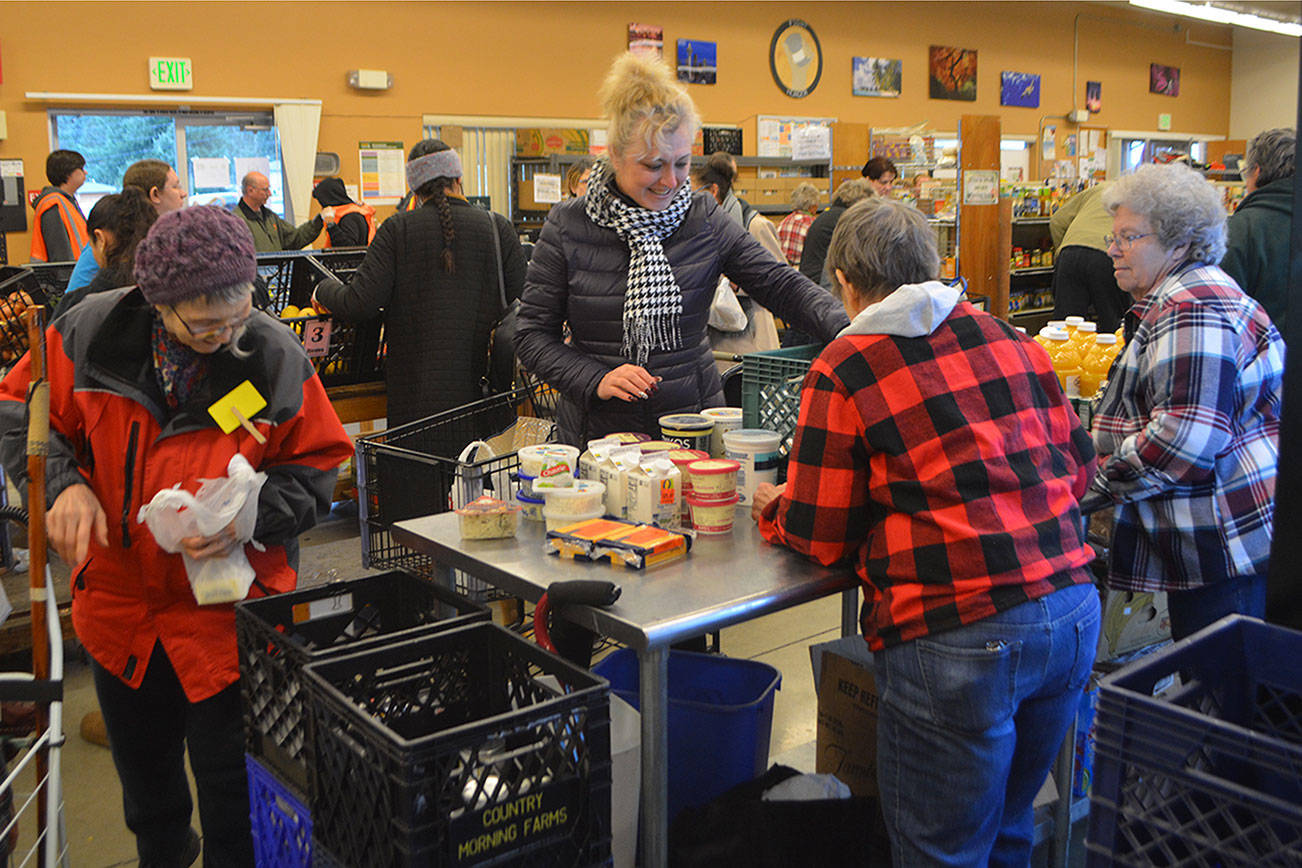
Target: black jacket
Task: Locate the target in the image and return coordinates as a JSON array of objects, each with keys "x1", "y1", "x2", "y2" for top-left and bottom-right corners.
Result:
[
  {"x1": 515, "y1": 192, "x2": 849, "y2": 445},
  {"x1": 315, "y1": 198, "x2": 526, "y2": 427},
  {"x1": 799, "y1": 203, "x2": 849, "y2": 287},
  {"x1": 1221, "y1": 177, "x2": 1292, "y2": 338}
]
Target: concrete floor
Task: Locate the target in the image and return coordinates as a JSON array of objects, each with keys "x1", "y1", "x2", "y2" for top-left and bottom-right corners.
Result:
[{"x1": 8, "y1": 506, "x2": 1086, "y2": 866}]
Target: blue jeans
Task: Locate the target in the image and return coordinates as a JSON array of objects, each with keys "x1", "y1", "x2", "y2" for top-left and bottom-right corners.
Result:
[
  {"x1": 1166, "y1": 572, "x2": 1267, "y2": 642},
  {"x1": 873, "y1": 582, "x2": 1101, "y2": 867}
]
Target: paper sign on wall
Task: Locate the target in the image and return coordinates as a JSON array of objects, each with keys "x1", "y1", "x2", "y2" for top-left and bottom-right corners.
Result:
[
  {"x1": 533, "y1": 174, "x2": 562, "y2": 204},
  {"x1": 962, "y1": 169, "x2": 999, "y2": 206},
  {"x1": 792, "y1": 125, "x2": 832, "y2": 160},
  {"x1": 359, "y1": 141, "x2": 405, "y2": 205},
  {"x1": 234, "y1": 157, "x2": 271, "y2": 184},
  {"x1": 191, "y1": 157, "x2": 230, "y2": 190}
]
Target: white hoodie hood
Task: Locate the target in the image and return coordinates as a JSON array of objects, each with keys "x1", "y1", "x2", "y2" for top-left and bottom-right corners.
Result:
[{"x1": 838, "y1": 280, "x2": 962, "y2": 339}]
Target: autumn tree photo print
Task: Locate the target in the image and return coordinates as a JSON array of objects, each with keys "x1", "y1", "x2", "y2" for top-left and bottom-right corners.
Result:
[{"x1": 929, "y1": 45, "x2": 977, "y2": 101}]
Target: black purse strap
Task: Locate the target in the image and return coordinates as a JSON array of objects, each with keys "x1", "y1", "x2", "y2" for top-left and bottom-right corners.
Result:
[{"x1": 488, "y1": 209, "x2": 507, "y2": 314}]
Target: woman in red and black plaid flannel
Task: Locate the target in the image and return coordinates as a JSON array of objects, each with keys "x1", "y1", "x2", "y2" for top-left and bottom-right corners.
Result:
[{"x1": 756, "y1": 197, "x2": 1101, "y2": 866}]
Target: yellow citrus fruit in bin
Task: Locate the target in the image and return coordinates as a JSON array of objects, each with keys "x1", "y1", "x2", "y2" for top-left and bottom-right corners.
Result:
[{"x1": 281, "y1": 305, "x2": 301, "y2": 319}]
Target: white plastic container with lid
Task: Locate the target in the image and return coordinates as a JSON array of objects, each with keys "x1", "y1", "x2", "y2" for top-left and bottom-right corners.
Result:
[
  {"x1": 657, "y1": 413, "x2": 714, "y2": 453},
  {"x1": 517, "y1": 444, "x2": 580, "y2": 480},
  {"x1": 722, "y1": 429, "x2": 782, "y2": 506},
  {"x1": 515, "y1": 492, "x2": 545, "y2": 522},
  {"x1": 686, "y1": 458, "x2": 740, "y2": 499},
  {"x1": 700, "y1": 407, "x2": 743, "y2": 457},
  {"x1": 544, "y1": 508, "x2": 606, "y2": 532},
  {"x1": 625, "y1": 457, "x2": 681, "y2": 528},
  {"x1": 536, "y1": 478, "x2": 607, "y2": 517},
  {"x1": 685, "y1": 492, "x2": 740, "y2": 534}
]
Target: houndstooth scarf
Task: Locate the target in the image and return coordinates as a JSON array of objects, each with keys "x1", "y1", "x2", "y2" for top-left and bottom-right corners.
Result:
[{"x1": 584, "y1": 157, "x2": 692, "y2": 365}]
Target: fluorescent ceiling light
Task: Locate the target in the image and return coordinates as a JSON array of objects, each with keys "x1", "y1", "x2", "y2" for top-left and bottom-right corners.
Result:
[{"x1": 1129, "y1": 0, "x2": 1302, "y2": 37}]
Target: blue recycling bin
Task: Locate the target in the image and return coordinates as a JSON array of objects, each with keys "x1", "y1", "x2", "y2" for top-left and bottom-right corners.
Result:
[{"x1": 592, "y1": 648, "x2": 781, "y2": 822}]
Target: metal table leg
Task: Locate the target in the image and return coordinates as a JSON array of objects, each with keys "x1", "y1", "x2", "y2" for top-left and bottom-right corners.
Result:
[
  {"x1": 638, "y1": 645, "x2": 669, "y2": 868},
  {"x1": 1050, "y1": 718, "x2": 1078, "y2": 868},
  {"x1": 841, "y1": 586, "x2": 858, "y2": 637}
]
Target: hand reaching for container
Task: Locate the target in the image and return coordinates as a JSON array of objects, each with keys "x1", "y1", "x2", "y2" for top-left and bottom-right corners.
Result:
[
  {"x1": 47, "y1": 483, "x2": 109, "y2": 566},
  {"x1": 597, "y1": 364, "x2": 661, "y2": 402}
]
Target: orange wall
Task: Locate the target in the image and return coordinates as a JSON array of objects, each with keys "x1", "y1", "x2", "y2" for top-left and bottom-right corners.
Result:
[{"x1": 0, "y1": 1, "x2": 1232, "y2": 258}]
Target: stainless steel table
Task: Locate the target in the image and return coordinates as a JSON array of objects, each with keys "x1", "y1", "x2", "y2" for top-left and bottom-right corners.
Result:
[{"x1": 393, "y1": 509, "x2": 859, "y2": 868}]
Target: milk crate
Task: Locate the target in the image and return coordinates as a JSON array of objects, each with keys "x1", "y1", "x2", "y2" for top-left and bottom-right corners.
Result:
[
  {"x1": 357, "y1": 387, "x2": 555, "y2": 598},
  {"x1": 236, "y1": 570, "x2": 488, "y2": 793},
  {"x1": 1086, "y1": 615, "x2": 1302, "y2": 866},
  {"x1": 247, "y1": 754, "x2": 312, "y2": 868},
  {"x1": 303, "y1": 622, "x2": 612, "y2": 868},
  {"x1": 741, "y1": 344, "x2": 820, "y2": 459}
]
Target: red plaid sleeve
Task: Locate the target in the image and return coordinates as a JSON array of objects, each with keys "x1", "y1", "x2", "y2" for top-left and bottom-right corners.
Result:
[{"x1": 759, "y1": 365, "x2": 869, "y2": 565}]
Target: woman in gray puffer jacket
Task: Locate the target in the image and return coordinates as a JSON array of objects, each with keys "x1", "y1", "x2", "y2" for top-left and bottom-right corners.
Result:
[{"x1": 515, "y1": 53, "x2": 848, "y2": 446}]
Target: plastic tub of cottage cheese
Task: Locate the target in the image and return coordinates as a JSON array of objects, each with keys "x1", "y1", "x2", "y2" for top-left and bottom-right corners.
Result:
[
  {"x1": 515, "y1": 491, "x2": 546, "y2": 522},
  {"x1": 658, "y1": 413, "x2": 714, "y2": 453},
  {"x1": 722, "y1": 429, "x2": 781, "y2": 506},
  {"x1": 700, "y1": 407, "x2": 743, "y2": 458},
  {"x1": 517, "y1": 444, "x2": 580, "y2": 481},
  {"x1": 544, "y1": 507, "x2": 606, "y2": 532},
  {"x1": 685, "y1": 493, "x2": 740, "y2": 534},
  {"x1": 537, "y1": 478, "x2": 607, "y2": 518}
]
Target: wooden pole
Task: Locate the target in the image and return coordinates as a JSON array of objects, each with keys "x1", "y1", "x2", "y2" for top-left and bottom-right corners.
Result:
[{"x1": 25, "y1": 306, "x2": 50, "y2": 865}]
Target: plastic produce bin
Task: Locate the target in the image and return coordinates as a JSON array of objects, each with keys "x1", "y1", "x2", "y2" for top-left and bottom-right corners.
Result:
[
  {"x1": 247, "y1": 754, "x2": 312, "y2": 868},
  {"x1": 1086, "y1": 615, "x2": 1302, "y2": 866},
  {"x1": 302, "y1": 622, "x2": 611, "y2": 868},
  {"x1": 236, "y1": 570, "x2": 488, "y2": 793},
  {"x1": 592, "y1": 648, "x2": 781, "y2": 822},
  {"x1": 740, "y1": 344, "x2": 820, "y2": 462}
]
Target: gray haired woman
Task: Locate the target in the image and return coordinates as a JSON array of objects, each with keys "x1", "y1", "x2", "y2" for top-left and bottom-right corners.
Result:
[{"x1": 1088, "y1": 162, "x2": 1285, "y2": 640}]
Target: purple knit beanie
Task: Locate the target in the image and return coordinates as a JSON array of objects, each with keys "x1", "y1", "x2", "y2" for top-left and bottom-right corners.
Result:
[{"x1": 134, "y1": 206, "x2": 257, "y2": 306}]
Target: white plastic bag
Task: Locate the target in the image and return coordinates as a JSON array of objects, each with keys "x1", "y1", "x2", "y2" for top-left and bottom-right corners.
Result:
[
  {"x1": 708, "y1": 275, "x2": 748, "y2": 332},
  {"x1": 137, "y1": 454, "x2": 268, "y2": 605}
]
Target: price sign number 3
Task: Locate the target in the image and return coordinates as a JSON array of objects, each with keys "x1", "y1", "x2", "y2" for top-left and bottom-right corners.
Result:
[{"x1": 302, "y1": 318, "x2": 332, "y2": 358}]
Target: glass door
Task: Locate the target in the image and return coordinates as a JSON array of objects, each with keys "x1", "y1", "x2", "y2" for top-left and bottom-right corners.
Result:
[{"x1": 179, "y1": 114, "x2": 287, "y2": 218}]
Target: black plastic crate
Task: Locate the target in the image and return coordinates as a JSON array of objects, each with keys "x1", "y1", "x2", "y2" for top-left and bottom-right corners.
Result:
[
  {"x1": 357, "y1": 387, "x2": 553, "y2": 592},
  {"x1": 303, "y1": 622, "x2": 612, "y2": 868},
  {"x1": 22, "y1": 261, "x2": 73, "y2": 310},
  {"x1": 1086, "y1": 615, "x2": 1302, "y2": 866},
  {"x1": 236, "y1": 570, "x2": 488, "y2": 793},
  {"x1": 0, "y1": 266, "x2": 56, "y2": 369}
]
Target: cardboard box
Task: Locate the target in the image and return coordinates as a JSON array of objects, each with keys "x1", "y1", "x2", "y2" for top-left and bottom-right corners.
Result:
[
  {"x1": 516, "y1": 128, "x2": 590, "y2": 157},
  {"x1": 1098, "y1": 589, "x2": 1170, "y2": 660},
  {"x1": 809, "y1": 636, "x2": 879, "y2": 798}
]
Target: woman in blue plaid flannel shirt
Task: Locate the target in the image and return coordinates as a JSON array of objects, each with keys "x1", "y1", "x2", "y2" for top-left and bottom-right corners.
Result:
[{"x1": 1087, "y1": 162, "x2": 1285, "y2": 641}]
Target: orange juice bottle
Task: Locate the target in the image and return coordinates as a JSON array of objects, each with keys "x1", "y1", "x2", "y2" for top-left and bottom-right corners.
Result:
[
  {"x1": 1070, "y1": 321, "x2": 1097, "y2": 360},
  {"x1": 1078, "y1": 333, "x2": 1118, "y2": 398},
  {"x1": 1044, "y1": 327, "x2": 1081, "y2": 398}
]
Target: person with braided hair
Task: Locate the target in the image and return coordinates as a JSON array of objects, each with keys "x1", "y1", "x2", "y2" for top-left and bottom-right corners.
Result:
[
  {"x1": 312, "y1": 139, "x2": 525, "y2": 429},
  {"x1": 515, "y1": 53, "x2": 848, "y2": 445}
]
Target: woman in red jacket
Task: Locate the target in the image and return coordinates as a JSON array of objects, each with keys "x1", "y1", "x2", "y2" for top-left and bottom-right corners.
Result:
[{"x1": 0, "y1": 206, "x2": 352, "y2": 867}]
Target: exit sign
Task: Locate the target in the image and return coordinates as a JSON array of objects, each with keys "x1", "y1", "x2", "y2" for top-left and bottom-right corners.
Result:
[{"x1": 149, "y1": 57, "x2": 193, "y2": 91}]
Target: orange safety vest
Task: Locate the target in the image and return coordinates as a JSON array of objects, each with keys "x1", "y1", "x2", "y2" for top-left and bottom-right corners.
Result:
[
  {"x1": 30, "y1": 193, "x2": 90, "y2": 262},
  {"x1": 320, "y1": 202, "x2": 376, "y2": 248}
]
